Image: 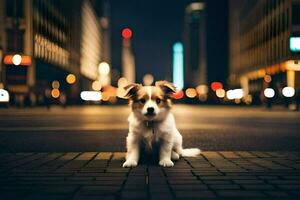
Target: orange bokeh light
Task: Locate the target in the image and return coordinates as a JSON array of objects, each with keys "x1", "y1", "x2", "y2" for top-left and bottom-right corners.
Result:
[
  {"x1": 51, "y1": 89, "x2": 60, "y2": 98},
  {"x1": 66, "y1": 74, "x2": 76, "y2": 84},
  {"x1": 3, "y1": 55, "x2": 32, "y2": 66}
]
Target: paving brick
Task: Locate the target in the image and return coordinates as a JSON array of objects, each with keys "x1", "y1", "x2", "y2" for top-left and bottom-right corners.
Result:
[
  {"x1": 276, "y1": 184, "x2": 300, "y2": 190},
  {"x1": 202, "y1": 180, "x2": 233, "y2": 185},
  {"x1": 217, "y1": 190, "x2": 266, "y2": 197},
  {"x1": 80, "y1": 185, "x2": 120, "y2": 195},
  {"x1": 242, "y1": 184, "x2": 275, "y2": 190},
  {"x1": 236, "y1": 151, "x2": 257, "y2": 158},
  {"x1": 112, "y1": 152, "x2": 126, "y2": 160},
  {"x1": 219, "y1": 151, "x2": 241, "y2": 159},
  {"x1": 168, "y1": 179, "x2": 201, "y2": 185},
  {"x1": 150, "y1": 193, "x2": 173, "y2": 200},
  {"x1": 175, "y1": 190, "x2": 216, "y2": 198},
  {"x1": 73, "y1": 195, "x2": 115, "y2": 200},
  {"x1": 121, "y1": 190, "x2": 148, "y2": 199},
  {"x1": 233, "y1": 179, "x2": 265, "y2": 184},
  {"x1": 25, "y1": 194, "x2": 69, "y2": 200},
  {"x1": 75, "y1": 152, "x2": 97, "y2": 161},
  {"x1": 209, "y1": 184, "x2": 241, "y2": 190},
  {"x1": 170, "y1": 184, "x2": 208, "y2": 190},
  {"x1": 263, "y1": 191, "x2": 290, "y2": 197},
  {"x1": 202, "y1": 151, "x2": 223, "y2": 159},
  {"x1": 94, "y1": 152, "x2": 112, "y2": 160}
]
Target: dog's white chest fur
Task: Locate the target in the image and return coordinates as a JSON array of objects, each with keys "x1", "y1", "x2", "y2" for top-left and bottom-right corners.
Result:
[{"x1": 128, "y1": 112, "x2": 174, "y2": 151}]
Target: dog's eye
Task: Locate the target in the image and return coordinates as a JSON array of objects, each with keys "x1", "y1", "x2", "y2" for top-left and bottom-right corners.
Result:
[
  {"x1": 140, "y1": 98, "x2": 146, "y2": 104},
  {"x1": 156, "y1": 98, "x2": 161, "y2": 104}
]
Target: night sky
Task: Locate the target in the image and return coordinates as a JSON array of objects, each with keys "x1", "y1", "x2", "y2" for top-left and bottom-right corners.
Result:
[{"x1": 109, "y1": 0, "x2": 228, "y2": 84}]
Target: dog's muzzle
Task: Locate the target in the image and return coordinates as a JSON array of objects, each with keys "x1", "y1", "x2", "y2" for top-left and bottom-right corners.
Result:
[{"x1": 145, "y1": 107, "x2": 156, "y2": 116}]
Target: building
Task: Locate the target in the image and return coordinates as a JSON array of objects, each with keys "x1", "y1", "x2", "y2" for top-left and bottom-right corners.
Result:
[
  {"x1": 121, "y1": 28, "x2": 135, "y2": 84},
  {"x1": 184, "y1": 2, "x2": 207, "y2": 88},
  {"x1": 229, "y1": 0, "x2": 300, "y2": 104},
  {"x1": 0, "y1": 0, "x2": 109, "y2": 105}
]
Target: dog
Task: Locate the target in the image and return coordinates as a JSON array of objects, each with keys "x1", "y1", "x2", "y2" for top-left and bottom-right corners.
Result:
[{"x1": 122, "y1": 80, "x2": 201, "y2": 167}]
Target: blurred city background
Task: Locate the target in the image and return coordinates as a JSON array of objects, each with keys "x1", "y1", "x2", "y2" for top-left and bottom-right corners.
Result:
[{"x1": 0, "y1": 0, "x2": 300, "y2": 110}]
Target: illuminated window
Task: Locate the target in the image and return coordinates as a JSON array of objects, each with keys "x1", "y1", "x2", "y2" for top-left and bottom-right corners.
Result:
[{"x1": 289, "y1": 37, "x2": 300, "y2": 52}]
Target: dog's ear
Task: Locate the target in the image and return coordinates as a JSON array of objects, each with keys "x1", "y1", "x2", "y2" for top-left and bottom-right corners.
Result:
[
  {"x1": 155, "y1": 81, "x2": 176, "y2": 96},
  {"x1": 123, "y1": 83, "x2": 141, "y2": 99}
]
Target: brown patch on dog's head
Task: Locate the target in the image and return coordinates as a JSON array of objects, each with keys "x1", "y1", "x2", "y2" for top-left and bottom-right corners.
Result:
[
  {"x1": 123, "y1": 83, "x2": 141, "y2": 100},
  {"x1": 155, "y1": 81, "x2": 176, "y2": 97}
]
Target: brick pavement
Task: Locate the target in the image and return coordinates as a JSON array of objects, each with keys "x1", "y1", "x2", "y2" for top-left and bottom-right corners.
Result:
[{"x1": 0, "y1": 151, "x2": 300, "y2": 199}]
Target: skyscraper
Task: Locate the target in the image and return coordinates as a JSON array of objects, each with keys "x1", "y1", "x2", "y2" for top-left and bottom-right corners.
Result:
[
  {"x1": 121, "y1": 28, "x2": 135, "y2": 84},
  {"x1": 184, "y1": 2, "x2": 207, "y2": 88}
]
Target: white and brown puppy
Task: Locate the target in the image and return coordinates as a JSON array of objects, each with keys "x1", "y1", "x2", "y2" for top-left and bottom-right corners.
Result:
[{"x1": 122, "y1": 81, "x2": 201, "y2": 168}]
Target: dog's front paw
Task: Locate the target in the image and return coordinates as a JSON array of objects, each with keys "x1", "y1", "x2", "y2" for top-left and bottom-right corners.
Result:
[
  {"x1": 159, "y1": 159, "x2": 174, "y2": 167},
  {"x1": 123, "y1": 160, "x2": 138, "y2": 168}
]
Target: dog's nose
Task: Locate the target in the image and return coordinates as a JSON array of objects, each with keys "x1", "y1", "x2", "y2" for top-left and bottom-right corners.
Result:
[{"x1": 147, "y1": 107, "x2": 155, "y2": 114}]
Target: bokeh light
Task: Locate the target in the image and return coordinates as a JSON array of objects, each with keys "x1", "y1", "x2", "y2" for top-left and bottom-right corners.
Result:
[
  {"x1": 0, "y1": 89, "x2": 10, "y2": 102},
  {"x1": 92, "y1": 81, "x2": 102, "y2": 91},
  {"x1": 122, "y1": 28, "x2": 132, "y2": 39},
  {"x1": 101, "y1": 91, "x2": 110, "y2": 101},
  {"x1": 117, "y1": 77, "x2": 128, "y2": 88},
  {"x1": 196, "y1": 84, "x2": 208, "y2": 95},
  {"x1": 52, "y1": 80, "x2": 60, "y2": 89},
  {"x1": 80, "y1": 91, "x2": 102, "y2": 101},
  {"x1": 143, "y1": 74, "x2": 154, "y2": 86},
  {"x1": 216, "y1": 89, "x2": 225, "y2": 98},
  {"x1": 185, "y1": 88, "x2": 197, "y2": 98},
  {"x1": 282, "y1": 87, "x2": 295, "y2": 97},
  {"x1": 51, "y1": 89, "x2": 60, "y2": 98},
  {"x1": 12, "y1": 54, "x2": 22, "y2": 65},
  {"x1": 211, "y1": 82, "x2": 223, "y2": 92},
  {"x1": 98, "y1": 62, "x2": 110, "y2": 75},
  {"x1": 264, "y1": 88, "x2": 275, "y2": 98},
  {"x1": 172, "y1": 90, "x2": 184, "y2": 99},
  {"x1": 66, "y1": 74, "x2": 76, "y2": 84},
  {"x1": 226, "y1": 90, "x2": 235, "y2": 100},
  {"x1": 264, "y1": 75, "x2": 272, "y2": 83}
]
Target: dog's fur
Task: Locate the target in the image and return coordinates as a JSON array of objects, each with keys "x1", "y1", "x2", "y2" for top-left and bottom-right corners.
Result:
[{"x1": 122, "y1": 81, "x2": 201, "y2": 167}]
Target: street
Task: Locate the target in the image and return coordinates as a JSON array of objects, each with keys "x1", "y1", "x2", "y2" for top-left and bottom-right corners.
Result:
[
  {"x1": 1, "y1": 105, "x2": 300, "y2": 152},
  {"x1": 1, "y1": 105, "x2": 300, "y2": 200}
]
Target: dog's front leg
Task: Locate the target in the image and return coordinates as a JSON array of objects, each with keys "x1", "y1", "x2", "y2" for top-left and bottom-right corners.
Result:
[
  {"x1": 123, "y1": 134, "x2": 139, "y2": 168},
  {"x1": 159, "y1": 140, "x2": 174, "y2": 167}
]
